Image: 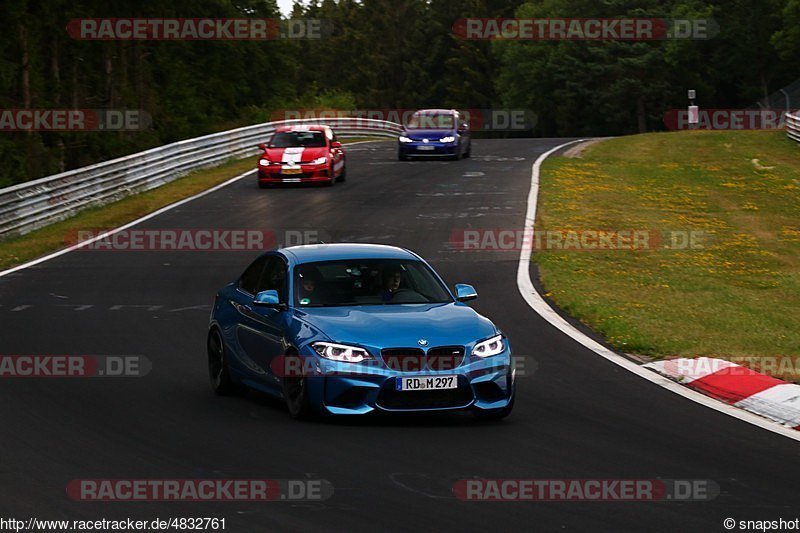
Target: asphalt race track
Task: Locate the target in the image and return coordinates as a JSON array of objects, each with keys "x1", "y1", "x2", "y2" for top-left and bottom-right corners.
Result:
[{"x1": 2, "y1": 139, "x2": 799, "y2": 532}]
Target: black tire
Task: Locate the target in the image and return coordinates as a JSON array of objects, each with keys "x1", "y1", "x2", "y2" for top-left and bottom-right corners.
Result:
[
  {"x1": 472, "y1": 392, "x2": 514, "y2": 421},
  {"x1": 208, "y1": 329, "x2": 241, "y2": 396},
  {"x1": 398, "y1": 151, "x2": 408, "y2": 161},
  {"x1": 326, "y1": 164, "x2": 336, "y2": 186},
  {"x1": 282, "y1": 356, "x2": 313, "y2": 419},
  {"x1": 464, "y1": 140, "x2": 471, "y2": 158},
  {"x1": 451, "y1": 143, "x2": 462, "y2": 161},
  {"x1": 337, "y1": 163, "x2": 346, "y2": 182}
]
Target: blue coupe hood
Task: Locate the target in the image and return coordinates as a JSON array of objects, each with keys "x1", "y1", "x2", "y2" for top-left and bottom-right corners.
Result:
[{"x1": 295, "y1": 303, "x2": 496, "y2": 350}]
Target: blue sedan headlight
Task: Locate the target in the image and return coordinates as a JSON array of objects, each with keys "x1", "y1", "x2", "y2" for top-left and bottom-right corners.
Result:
[
  {"x1": 398, "y1": 136, "x2": 413, "y2": 143},
  {"x1": 440, "y1": 136, "x2": 456, "y2": 143},
  {"x1": 312, "y1": 341, "x2": 372, "y2": 363},
  {"x1": 472, "y1": 334, "x2": 505, "y2": 358}
]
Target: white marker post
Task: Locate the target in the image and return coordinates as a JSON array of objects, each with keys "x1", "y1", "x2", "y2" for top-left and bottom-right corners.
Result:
[{"x1": 687, "y1": 89, "x2": 699, "y2": 130}]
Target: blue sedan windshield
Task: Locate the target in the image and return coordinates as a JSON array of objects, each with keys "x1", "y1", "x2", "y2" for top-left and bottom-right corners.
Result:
[
  {"x1": 294, "y1": 259, "x2": 452, "y2": 307},
  {"x1": 407, "y1": 114, "x2": 455, "y2": 130}
]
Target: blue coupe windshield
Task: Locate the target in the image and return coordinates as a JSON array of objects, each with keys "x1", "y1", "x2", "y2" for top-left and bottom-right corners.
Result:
[{"x1": 294, "y1": 259, "x2": 452, "y2": 307}]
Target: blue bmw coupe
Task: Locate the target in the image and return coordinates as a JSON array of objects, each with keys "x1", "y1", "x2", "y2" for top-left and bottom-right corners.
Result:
[{"x1": 207, "y1": 244, "x2": 514, "y2": 419}]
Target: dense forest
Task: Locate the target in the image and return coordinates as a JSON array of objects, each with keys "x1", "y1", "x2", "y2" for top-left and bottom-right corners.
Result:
[{"x1": 1, "y1": 0, "x2": 798, "y2": 186}]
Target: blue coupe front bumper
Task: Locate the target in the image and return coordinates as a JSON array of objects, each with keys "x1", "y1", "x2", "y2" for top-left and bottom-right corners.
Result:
[{"x1": 298, "y1": 345, "x2": 514, "y2": 415}]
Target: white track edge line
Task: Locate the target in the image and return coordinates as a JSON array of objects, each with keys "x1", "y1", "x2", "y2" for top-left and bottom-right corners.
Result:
[
  {"x1": 0, "y1": 139, "x2": 382, "y2": 279},
  {"x1": 517, "y1": 139, "x2": 800, "y2": 443}
]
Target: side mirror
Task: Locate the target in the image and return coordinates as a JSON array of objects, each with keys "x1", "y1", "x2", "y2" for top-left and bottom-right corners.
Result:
[
  {"x1": 459, "y1": 122, "x2": 469, "y2": 132},
  {"x1": 254, "y1": 290, "x2": 285, "y2": 309},
  {"x1": 330, "y1": 141, "x2": 342, "y2": 149},
  {"x1": 258, "y1": 143, "x2": 267, "y2": 151},
  {"x1": 455, "y1": 284, "x2": 477, "y2": 302}
]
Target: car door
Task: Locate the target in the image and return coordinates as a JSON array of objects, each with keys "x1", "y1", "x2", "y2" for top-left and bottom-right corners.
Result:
[{"x1": 233, "y1": 255, "x2": 289, "y2": 391}]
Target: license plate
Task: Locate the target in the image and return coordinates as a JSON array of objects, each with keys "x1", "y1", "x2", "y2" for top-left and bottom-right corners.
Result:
[
  {"x1": 282, "y1": 167, "x2": 302, "y2": 175},
  {"x1": 417, "y1": 146, "x2": 435, "y2": 151},
  {"x1": 396, "y1": 375, "x2": 457, "y2": 391}
]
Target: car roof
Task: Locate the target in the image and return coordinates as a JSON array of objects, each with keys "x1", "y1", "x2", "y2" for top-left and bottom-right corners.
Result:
[
  {"x1": 274, "y1": 124, "x2": 330, "y2": 133},
  {"x1": 280, "y1": 243, "x2": 420, "y2": 264}
]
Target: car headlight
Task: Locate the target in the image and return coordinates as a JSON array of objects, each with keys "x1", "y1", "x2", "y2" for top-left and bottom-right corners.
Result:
[
  {"x1": 312, "y1": 342, "x2": 372, "y2": 363},
  {"x1": 472, "y1": 334, "x2": 505, "y2": 358},
  {"x1": 311, "y1": 156, "x2": 328, "y2": 165},
  {"x1": 259, "y1": 158, "x2": 274, "y2": 166},
  {"x1": 440, "y1": 136, "x2": 456, "y2": 143},
  {"x1": 399, "y1": 136, "x2": 413, "y2": 143}
]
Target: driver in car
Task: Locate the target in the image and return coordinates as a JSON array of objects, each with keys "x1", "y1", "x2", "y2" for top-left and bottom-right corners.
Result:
[
  {"x1": 297, "y1": 267, "x2": 323, "y2": 305},
  {"x1": 380, "y1": 266, "x2": 403, "y2": 302}
]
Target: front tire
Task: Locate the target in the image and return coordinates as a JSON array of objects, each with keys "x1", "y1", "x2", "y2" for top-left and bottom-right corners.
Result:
[
  {"x1": 326, "y1": 164, "x2": 336, "y2": 186},
  {"x1": 208, "y1": 329, "x2": 240, "y2": 396},
  {"x1": 463, "y1": 140, "x2": 471, "y2": 158},
  {"x1": 337, "y1": 163, "x2": 346, "y2": 182},
  {"x1": 283, "y1": 370, "x2": 313, "y2": 420},
  {"x1": 451, "y1": 142, "x2": 462, "y2": 161}
]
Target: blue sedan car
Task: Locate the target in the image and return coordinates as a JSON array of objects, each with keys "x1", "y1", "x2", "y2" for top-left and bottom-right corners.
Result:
[
  {"x1": 397, "y1": 109, "x2": 471, "y2": 161},
  {"x1": 207, "y1": 244, "x2": 514, "y2": 420}
]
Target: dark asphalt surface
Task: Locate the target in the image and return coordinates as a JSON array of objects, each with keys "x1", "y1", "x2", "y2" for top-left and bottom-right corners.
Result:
[{"x1": 1, "y1": 139, "x2": 799, "y2": 532}]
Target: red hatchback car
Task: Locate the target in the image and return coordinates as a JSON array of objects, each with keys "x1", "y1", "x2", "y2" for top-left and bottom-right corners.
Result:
[{"x1": 257, "y1": 125, "x2": 346, "y2": 187}]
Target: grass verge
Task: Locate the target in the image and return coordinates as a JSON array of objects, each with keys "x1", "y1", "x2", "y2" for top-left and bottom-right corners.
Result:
[{"x1": 535, "y1": 130, "x2": 800, "y2": 379}]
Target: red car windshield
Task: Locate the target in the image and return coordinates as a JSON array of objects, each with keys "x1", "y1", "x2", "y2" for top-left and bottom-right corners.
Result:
[{"x1": 269, "y1": 131, "x2": 327, "y2": 148}]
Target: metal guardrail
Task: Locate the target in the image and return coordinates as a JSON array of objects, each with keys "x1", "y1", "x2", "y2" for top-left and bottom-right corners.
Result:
[
  {"x1": 0, "y1": 118, "x2": 403, "y2": 239},
  {"x1": 787, "y1": 112, "x2": 800, "y2": 143}
]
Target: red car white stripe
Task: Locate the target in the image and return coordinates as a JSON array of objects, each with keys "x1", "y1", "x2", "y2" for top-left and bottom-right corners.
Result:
[
  {"x1": 281, "y1": 147, "x2": 305, "y2": 164},
  {"x1": 645, "y1": 357, "x2": 800, "y2": 429}
]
